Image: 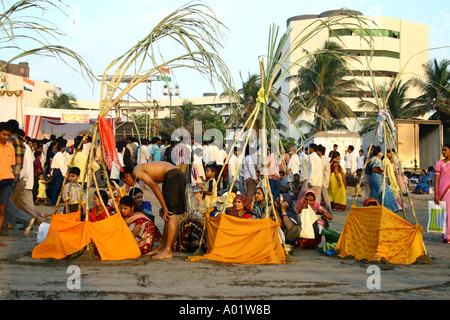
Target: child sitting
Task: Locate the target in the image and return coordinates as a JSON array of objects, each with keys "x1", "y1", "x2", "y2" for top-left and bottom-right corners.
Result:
[
  {"x1": 35, "y1": 173, "x2": 50, "y2": 206},
  {"x1": 119, "y1": 195, "x2": 162, "y2": 255},
  {"x1": 62, "y1": 167, "x2": 86, "y2": 214},
  {"x1": 129, "y1": 187, "x2": 155, "y2": 223},
  {"x1": 203, "y1": 163, "x2": 219, "y2": 209},
  {"x1": 88, "y1": 190, "x2": 114, "y2": 222}
]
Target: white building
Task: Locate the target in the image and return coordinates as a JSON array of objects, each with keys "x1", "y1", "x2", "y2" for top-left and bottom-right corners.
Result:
[{"x1": 279, "y1": 9, "x2": 429, "y2": 140}]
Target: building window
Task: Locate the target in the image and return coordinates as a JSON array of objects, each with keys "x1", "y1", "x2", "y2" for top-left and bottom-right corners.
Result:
[
  {"x1": 330, "y1": 28, "x2": 400, "y2": 39},
  {"x1": 346, "y1": 50, "x2": 400, "y2": 59}
]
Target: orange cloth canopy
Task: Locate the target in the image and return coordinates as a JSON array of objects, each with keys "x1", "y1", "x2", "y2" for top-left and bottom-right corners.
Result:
[
  {"x1": 336, "y1": 205, "x2": 425, "y2": 264},
  {"x1": 187, "y1": 213, "x2": 286, "y2": 264},
  {"x1": 32, "y1": 212, "x2": 141, "y2": 261}
]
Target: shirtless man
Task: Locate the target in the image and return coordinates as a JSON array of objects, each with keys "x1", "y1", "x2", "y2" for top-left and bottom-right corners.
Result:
[{"x1": 120, "y1": 161, "x2": 186, "y2": 260}]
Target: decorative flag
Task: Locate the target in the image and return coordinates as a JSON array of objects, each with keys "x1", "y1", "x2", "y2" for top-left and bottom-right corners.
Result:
[
  {"x1": 158, "y1": 66, "x2": 170, "y2": 74},
  {"x1": 376, "y1": 109, "x2": 397, "y2": 144},
  {"x1": 98, "y1": 116, "x2": 122, "y2": 172},
  {"x1": 0, "y1": 76, "x2": 5, "y2": 88},
  {"x1": 23, "y1": 77, "x2": 35, "y2": 92}
]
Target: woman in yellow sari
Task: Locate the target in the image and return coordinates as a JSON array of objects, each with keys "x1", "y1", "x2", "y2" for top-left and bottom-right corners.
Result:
[
  {"x1": 384, "y1": 150, "x2": 404, "y2": 211},
  {"x1": 328, "y1": 151, "x2": 347, "y2": 211}
]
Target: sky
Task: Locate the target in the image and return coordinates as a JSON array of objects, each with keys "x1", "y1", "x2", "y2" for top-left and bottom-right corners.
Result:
[{"x1": 16, "y1": 0, "x2": 450, "y2": 103}]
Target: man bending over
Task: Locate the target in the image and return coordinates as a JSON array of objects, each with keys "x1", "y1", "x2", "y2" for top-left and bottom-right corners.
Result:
[{"x1": 121, "y1": 161, "x2": 186, "y2": 260}]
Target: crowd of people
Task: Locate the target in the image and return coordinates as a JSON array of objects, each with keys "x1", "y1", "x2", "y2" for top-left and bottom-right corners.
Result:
[{"x1": 1, "y1": 118, "x2": 449, "y2": 255}]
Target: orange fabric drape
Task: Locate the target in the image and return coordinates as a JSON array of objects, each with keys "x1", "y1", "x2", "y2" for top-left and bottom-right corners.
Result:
[
  {"x1": 336, "y1": 205, "x2": 425, "y2": 264},
  {"x1": 32, "y1": 212, "x2": 141, "y2": 261},
  {"x1": 187, "y1": 214, "x2": 286, "y2": 264}
]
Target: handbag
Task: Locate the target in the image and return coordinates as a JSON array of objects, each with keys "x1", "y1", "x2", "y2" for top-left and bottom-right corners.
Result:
[
  {"x1": 427, "y1": 201, "x2": 447, "y2": 234},
  {"x1": 298, "y1": 205, "x2": 318, "y2": 239}
]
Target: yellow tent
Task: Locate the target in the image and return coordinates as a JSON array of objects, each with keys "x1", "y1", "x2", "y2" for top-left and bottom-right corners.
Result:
[
  {"x1": 336, "y1": 205, "x2": 425, "y2": 264},
  {"x1": 32, "y1": 212, "x2": 141, "y2": 261},
  {"x1": 187, "y1": 214, "x2": 286, "y2": 264}
]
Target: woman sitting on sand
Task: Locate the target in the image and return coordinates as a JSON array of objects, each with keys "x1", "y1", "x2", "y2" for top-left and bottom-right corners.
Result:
[
  {"x1": 251, "y1": 186, "x2": 269, "y2": 219},
  {"x1": 295, "y1": 189, "x2": 333, "y2": 249},
  {"x1": 119, "y1": 196, "x2": 162, "y2": 255},
  {"x1": 87, "y1": 190, "x2": 114, "y2": 222}
]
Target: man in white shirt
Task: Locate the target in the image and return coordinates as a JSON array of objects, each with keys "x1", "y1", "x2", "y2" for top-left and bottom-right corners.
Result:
[
  {"x1": 137, "y1": 139, "x2": 150, "y2": 164},
  {"x1": 243, "y1": 146, "x2": 258, "y2": 203},
  {"x1": 356, "y1": 149, "x2": 365, "y2": 170},
  {"x1": 286, "y1": 146, "x2": 300, "y2": 183},
  {"x1": 110, "y1": 144, "x2": 124, "y2": 184},
  {"x1": 344, "y1": 145, "x2": 357, "y2": 177},
  {"x1": 306, "y1": 144, "x2": 323, "y2": 205},
  {"x1": 203, "y1": 141, "x2": 211, "y2": 165},
  {"x1": 50, "y1": 143, "x2": 68, "y2": 205},
  {"x1": 317, "y1": 145, "x2": 332, "y2": 213},
  {"x1": 228, "y1": 147, "x2": 244, "y2": 192},
  {"x1": 299, "y1": 146, "x2": 310, "y2": 194},
  {"x1": 215, "y1": 143, "x2": 227, "y2": 189}
]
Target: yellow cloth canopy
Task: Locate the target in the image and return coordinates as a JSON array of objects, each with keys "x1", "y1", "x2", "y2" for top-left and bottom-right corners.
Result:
[
  {"x1": 32, "y1": 212, "x2": 141, "y2": 261},
  {"x1": 187, "y1": 213, "x2": 286, "y2": 264},
  {"x1": 336, "y1": 205, "x2": 425, "y2": 264}
]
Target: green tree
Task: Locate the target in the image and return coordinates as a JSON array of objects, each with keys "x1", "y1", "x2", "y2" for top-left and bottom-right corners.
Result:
[
  {"x1": 406, "y1": 58, "x2": 450, "y2": 142},
  {"x1": 287, "y1": 40, "x2": 362, "y2": 133},
  {"x1": 220, "y1": 73, "x2": 286, "y2": 132},
  {"x1": 159, "y1": 100, "x2": 226, "y2": 138},
  {"x1": 357, "y1": 79, "x2": 414, "y2": 135},
  {"x1": 40, "y1": 90, "x2": 78, "y2": 109}
]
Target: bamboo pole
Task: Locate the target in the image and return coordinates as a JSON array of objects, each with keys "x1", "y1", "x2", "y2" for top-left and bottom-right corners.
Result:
[{"x1": 385, "y1": 126, "x2": 407, "y2": 219}]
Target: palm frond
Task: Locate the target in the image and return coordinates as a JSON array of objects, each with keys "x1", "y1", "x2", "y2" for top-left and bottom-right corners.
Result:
[{"x1": 0, "y1": 0, "x2": 95, "y2": 85}]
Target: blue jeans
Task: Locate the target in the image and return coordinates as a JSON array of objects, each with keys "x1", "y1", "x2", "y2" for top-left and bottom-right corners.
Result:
[
  {"x1": 269, "y1": 179, "x2": 281, "y2": 202},
  {"x1": 51, "y1": 169, "x2": 64, "y2": 205}
]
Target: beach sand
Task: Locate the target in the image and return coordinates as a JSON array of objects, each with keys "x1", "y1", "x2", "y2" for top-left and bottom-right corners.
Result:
[{"x1": 0, "y1": 184, "x2": 449, "y2": 300}]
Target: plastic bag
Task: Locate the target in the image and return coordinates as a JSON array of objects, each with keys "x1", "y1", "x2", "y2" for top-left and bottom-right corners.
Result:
[
  {"x1": 427, "y1": 201, "x2": 447, "y2": 234},
  {"x1": 36, "y1": 222, "x2": 50, "y2": 244},
  {"x1": 298, "y1": 205, "x2": 318, "y2": 239}
]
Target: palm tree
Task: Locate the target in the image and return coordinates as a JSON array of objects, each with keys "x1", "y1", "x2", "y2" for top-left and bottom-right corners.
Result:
[
  {"x1": 406, "y1": 59, "x2": 450, "y2": 141},
  {"x1": 159, "y1": 100, "x2": 199, "y2": 137},
  {"x1": 287, "y1": 40, "x2": 362, "y2": 133},
  {"x1": 357, "y1": 79, "x2": 414, "y2": 135},
  {"x1": 159, "y1": 100, "x2": 226, "y2": 138},
  {"x1": 40, "y1": 90, "x2": 78, "y2": 109},
  {"x1": 220, "y1": 73, "x2": 286, "y2": 132}
]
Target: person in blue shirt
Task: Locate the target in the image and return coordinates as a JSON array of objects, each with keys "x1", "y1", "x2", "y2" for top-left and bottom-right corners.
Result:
[{"x1": 129, "y1": 187, "x2": 154, "y2": 223}]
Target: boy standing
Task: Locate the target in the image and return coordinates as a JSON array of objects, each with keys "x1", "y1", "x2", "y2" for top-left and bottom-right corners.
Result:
[
  {"x1": 0, "y1": 122, "x2": 15, "y2": 246},
  {"x1": 62, "y1": 167, "x2": 86, "y2": 214}
]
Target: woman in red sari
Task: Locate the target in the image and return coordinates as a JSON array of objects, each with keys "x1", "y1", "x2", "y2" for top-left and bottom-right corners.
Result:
[
  {"x1": 435, "y1": 143, "x2": 450, "y2": 243},
  {"x1": 119, "y1": 196, "x2": 162, "y2": 254},
  {"x1": 88, "y1": 190, "x2": 114, "y2": 222}
]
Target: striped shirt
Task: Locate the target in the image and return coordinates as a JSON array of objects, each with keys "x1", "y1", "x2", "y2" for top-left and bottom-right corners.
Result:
[{"x1": 7, "y1": 134, "x2": 25, "y2": 181}]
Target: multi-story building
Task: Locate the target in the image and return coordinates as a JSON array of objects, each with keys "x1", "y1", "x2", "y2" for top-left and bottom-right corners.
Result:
[{"x1": 279, "y1": 9, "x2": 429, "y2": 140}]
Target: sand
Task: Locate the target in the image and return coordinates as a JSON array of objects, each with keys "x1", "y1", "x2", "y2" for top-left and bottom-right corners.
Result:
[{"x1": 0, "y1": 185, "x2": 449, "y2": 301}]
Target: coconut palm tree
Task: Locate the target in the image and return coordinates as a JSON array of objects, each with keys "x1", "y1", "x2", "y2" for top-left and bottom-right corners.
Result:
[
  {"x1": 406, "y1": 58, "x2": 450, "y2": 142},
  {"x1": 357, "y1": 79, "x2": 414, "y2": 135},
  {"x1": 40, "y1": 90, "x2": 79, "y2": 109},
  {"x1": 287, "y1": 40, "x2": 362, "y2": 133},
  {"x1": 220, "y1": 72, "x2": 286, "y2": 132},
  {"x1": 159, "y1": 100, "x2": 199, "y2": 136}
]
